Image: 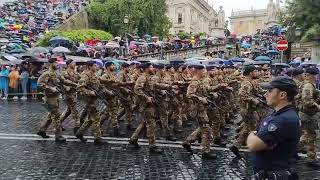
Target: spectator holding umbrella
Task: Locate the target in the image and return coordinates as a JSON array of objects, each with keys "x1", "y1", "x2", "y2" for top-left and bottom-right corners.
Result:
[
  {"x1": 0, "y1": 65, "x2": 9, "y2": 99},
  {"x1": 8, "y1": 65, "x2": 20, "y2": 99}
]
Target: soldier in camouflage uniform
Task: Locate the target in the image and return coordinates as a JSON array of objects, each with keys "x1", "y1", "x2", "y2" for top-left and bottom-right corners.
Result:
[
  {"x1": 117, "y1": 63, "x2": 135, "y2": 130},
  {"x1": 230, "y1": 64, "x2": 260, "y2": 158},
  {"x1": 75, "y1": 61, "x2": 106, "y2": 144},
  {"x1": 182, "y1": 65, "x2": 218, "y2": 159},
  {"x1": 129, "y1": 63, "x2": 175, "y2": 154},
  {"x1": 36, "y1": 58, "x2": 66, "y2": 142},
  {"x1": 59, "y1": 59, "x2": 81, "y2": 134},
  {"x1": 299, "y1": 67, "x2": 320, "y2": 167},
  {"x1": 99, "y1": 62, "x2": 124, "y2": 136}
]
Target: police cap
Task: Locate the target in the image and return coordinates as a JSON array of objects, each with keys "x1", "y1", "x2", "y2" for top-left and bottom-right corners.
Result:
[
  {"x1": 304, "y1": 67, "x2": 319, "y2": 75},
  {"x1": 260, "y1": 76, "x2": 298, "y2": 97}
]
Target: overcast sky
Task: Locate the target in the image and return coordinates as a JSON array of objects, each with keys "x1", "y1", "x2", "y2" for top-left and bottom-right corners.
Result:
[{"x1": 208, "y1": 0, "x2": 270, "y2": 18}]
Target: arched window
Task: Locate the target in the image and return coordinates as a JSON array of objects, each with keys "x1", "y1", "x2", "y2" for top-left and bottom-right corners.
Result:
[{"x1": 178, "y1": 13, "x2": 182, "y2": 24}]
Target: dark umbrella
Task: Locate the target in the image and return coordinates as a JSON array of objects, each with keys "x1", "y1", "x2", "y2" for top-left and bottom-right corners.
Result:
[{"x1": 49, "y1": 36, "x2": 72, "y2": 47}]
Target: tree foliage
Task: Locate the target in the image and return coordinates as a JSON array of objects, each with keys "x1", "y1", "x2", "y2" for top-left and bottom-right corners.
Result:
[
  {"x1": 280, "y1": 0, "x2": 320, "y2": 42},
  {"x1": 87, "y1": 0, "x2": 171, "y2": 38},
  {"x1": 36, "y1": 29, "x2": 113, "y2": 47}
]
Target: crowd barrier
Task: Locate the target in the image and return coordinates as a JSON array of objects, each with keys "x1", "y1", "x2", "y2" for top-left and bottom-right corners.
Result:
[{"x1": 0, "y1": 77, "x2": 40, "y2": 99}]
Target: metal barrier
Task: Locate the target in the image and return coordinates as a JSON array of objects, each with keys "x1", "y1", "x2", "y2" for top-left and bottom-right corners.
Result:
[
  {"x1": 0, "y1": 77, "x2": 40, "y2": 99},
  {"x1": 129, "y1": 44, "x2": 226, "y2": 61}
]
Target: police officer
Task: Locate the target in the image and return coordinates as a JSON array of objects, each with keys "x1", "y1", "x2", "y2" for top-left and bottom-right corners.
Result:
[{"x1": 247, "y1": 77, "x2": 300, "y2": 180}]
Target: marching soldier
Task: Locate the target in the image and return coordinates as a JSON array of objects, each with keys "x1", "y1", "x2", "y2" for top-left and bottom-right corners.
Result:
[
  {"x1": 299, "y1": 67, "x2": 320, "y2": 167},
  {"x1": 182, "y1": 65, "x2": 217, "y2": 159},
  {"x1": 59, "y1": 59, "x2": 81, "y2": 134},
  {"x1": 75, "y1": 61, "x2": 105, "y2": 144},
  {"x1": 99, "y1": 62, "x2": 124, "y2": 136},
  {"x1": 230, "y1": 64, "x2": 260, "y2": 158},
  {"x1": 36, "y1": 58, "x2": 66, "y2": 142},
  {"x1": 129, "y1": 63, "x2": 174, "y2": 154}
]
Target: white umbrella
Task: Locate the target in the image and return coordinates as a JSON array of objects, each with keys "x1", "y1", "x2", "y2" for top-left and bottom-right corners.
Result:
[
  {"x1": 105, "y1": 42, "x2": 119, "y2": 48},
  {"x1": 31, "y1": 47, "x2": 49, "y2": 54},
  {"x1": 52, "y1": 46, "x2": 71, "y2": 54}
]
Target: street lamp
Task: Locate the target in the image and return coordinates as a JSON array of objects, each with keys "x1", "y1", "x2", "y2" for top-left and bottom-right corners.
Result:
[
  {"x1": 295, "y1": 27, "x2": 302, "y2": 37},
  {"x1": 124, "y1": 15, "x2": 129, "y2": 56}
]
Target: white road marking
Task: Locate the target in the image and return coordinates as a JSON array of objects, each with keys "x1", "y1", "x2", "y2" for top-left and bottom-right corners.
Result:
[{"x1": 0, "y1": 133, "x2": 318, "y2": 158}]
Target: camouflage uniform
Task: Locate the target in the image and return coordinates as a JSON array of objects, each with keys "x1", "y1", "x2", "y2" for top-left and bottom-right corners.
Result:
[
  {"x1": 59, "y1": 69, "x2": 80, "y2": 129},
  {"x1": 202, "y1": 74, "x2": 222, "y2": 142},
  {"x1": 233, "y1": 78, "x2": 259, "y2": 148},
  {"x1": 37, "y1": 69, "x2": 62, "y2": 137},
  {"x1": 299, "y1": 81, "x2": 320, "y2": 162},
  {"x1": 99, "y1": 70, "x2": 120, "y2": 129},
  {"x1": 184, "y1": 77, "x2": 212, "y2": 154},
  {"x1": 117, "y1": 70, "x2": 134, "y2": 127},
  {"x1": 130, "y1": 72, "x2": 172, "y2": 148},
  {"x1": 77, "y1": 69, "x2": 102, "y2": 139}
]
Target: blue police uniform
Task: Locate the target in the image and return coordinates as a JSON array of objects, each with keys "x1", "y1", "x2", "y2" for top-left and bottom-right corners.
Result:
[{"x1": 251, "y1": 105, "x2": 301, "y2": 172}]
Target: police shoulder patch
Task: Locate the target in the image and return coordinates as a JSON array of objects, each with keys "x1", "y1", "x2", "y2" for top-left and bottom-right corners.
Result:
[{"x1": 268, "y1": 123, "x2": 278, "y2": 132}]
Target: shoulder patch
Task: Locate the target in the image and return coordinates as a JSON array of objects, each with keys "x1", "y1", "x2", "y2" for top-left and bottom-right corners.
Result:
[{"x1": 268, "y1": 123, "x2": 278, "y2": 132}]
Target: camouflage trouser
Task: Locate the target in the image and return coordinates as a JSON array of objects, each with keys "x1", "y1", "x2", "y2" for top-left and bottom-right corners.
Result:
[
  {"x1": 100, "y1": 100, "x2": 119, "y2": 129},
  {"x1": 300, "y1": 112, "x2": 319, "y2": 161},
  {"x1": 78, "y1": 102, "x2": 101, "y2": 139},
  {"x1": 60, "y1": 95, "x2": 80, "y2": 128},
  {"x1": 208, "y1": 108, "x2": 222, "y2": 141},
  {"x1": 184, "y1": 109, "x2": 212, "y2": 153},
  {"x1": 130, "y1": 106, "x2": 156, "y2": 148},
  {"x1": 233, "y1": 112, "x2": 258, "y2": 148},
  {"x1": 40, "y1": 97, "x2": 62, "y2": 137},
  {"x1": 117, "y1": 101, "x2": 133, "y2": 125},
  {"x1": 159, "y1": 102, "x2": 171, "y2": 135},
  {"x1": 184, "y1": 126, "x2": 212, "y2": 154}
]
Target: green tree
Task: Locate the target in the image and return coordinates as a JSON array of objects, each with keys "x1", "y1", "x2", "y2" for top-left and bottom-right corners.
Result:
[
  {"x1": 87, "y1": 0, "x2": 171, "y2": 38},
  {"x1": 280, "y1": 0, "x2": 320, "y2": 42}
]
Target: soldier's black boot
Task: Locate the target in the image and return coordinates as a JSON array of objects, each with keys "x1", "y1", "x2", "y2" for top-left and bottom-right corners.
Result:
[
  {"x1": 186, "y1": 121, "x2": 192, "y2": 127},
  {"x1": 165, "y1": 135, "x2": 177, "y2": 141},
  {"x1": 149, "y1": 146, "x2": 163, "y2": 154},
  {"x1": 126, "y1": 124, "x2": 135, "y2": 131},
  {"x1": 113, "y1": 128, "x2": 125, "y2": 137},
  {"x1": 55, "y1": 136, "x2": 66, "y2": 143},
  {"x1": 235, "y1": 127, "x2": 242, "y2": 133},
  {"x1": 182, "y1": 143, "x2": 193, "y2": 153},
  {"x1": 214, "y1": 138, "x2": 227, "y2": 147},
  {"x1": 307, "y1": 160, "x2": 320, "y2": 168},
  {"x1": 75, "y1": 132, "x2": 87, "y2": 143},
  {"x1": 73, "y1": 127, "x2": 79, "y2": 135},
  {"x1": 94, "y1": 138, "x2": 108, "y2": 145},
  {"x1": 202, "y1": 152, "x2": 218, "y2": 159},
  {"x1": 129, "y1": 139, "x2": 141, "y2": 149},
  {"x1": 229, "y1": 145, "x2": 241, "y2": 159},
  {"x1": 37, "y1": 131, "x2": 50, "y2": 139}
]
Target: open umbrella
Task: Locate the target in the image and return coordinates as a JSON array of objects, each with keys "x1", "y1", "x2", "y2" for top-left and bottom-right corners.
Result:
[
  {"x1": 241, "y1": 43, "x2": 251, "y2": 49},
  {"x1": 231, "y1": 57, "x2": 245, "y2": 63},
  {"x1": 31, "y1": 47, "x2": 49, "y2": 54},
  {"x1": 267, "y1": 50, "x2": 279, "y2": 55},
  {"x1": 105, "y1": 42, "x2": 119, "y2": 48},
  {"x1": 8, "y1": 49, "x2": 26, "y2": 54},
  {"x1": 52, "y1": 46, "x2": 71, "y2": 54},
  {"x1": 271, "y1": 63, "x2": 290, "y2": 69},
  {"x1": 0, "y1": 38, "x2": 9, "y2": 43},
  {"x1": 49, "y1": 36, "x2": 72, "y2": 47},
  {"x1": 255, "y1": 56, "x2": 271, "y2": 61}
]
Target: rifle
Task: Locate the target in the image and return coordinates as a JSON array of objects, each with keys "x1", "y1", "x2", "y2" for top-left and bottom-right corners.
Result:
[
  {"x1": 90, "y1": 86, "x2": 109, "y2": 107},
  {"x1": 254, "y1": 93, "x2": 269, "y2": 108}
]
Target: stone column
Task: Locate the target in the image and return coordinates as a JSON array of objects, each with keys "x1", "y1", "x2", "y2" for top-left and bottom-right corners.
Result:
[{"x1": 311, "y1": 39, "x2": 320, "y2": 63}]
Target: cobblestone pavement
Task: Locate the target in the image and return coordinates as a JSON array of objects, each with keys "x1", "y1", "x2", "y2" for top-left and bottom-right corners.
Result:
[{"x1": 0, "y1": 100, "x2": 319, "y2": 180}]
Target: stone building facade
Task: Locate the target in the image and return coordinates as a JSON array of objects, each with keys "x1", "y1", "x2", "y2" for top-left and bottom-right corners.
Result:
[
  {"x1": 166, "y1": 0, "x2": 225, "y2": 37},
  {"x1": 229, "y1": 0, "x2": 281, "y2": 36}
]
